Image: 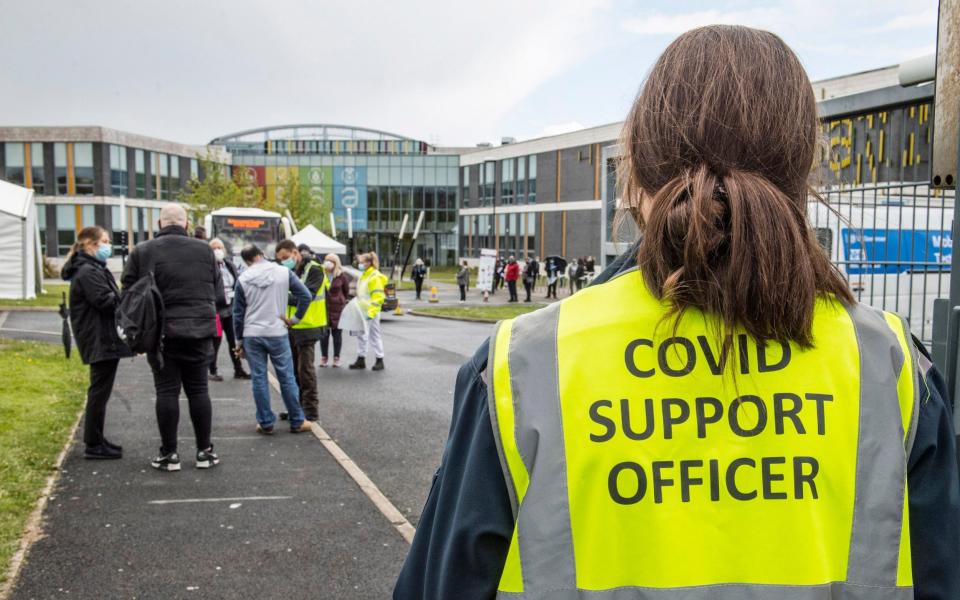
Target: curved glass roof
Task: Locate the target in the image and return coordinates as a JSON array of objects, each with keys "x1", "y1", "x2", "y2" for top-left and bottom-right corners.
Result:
[{"x1": 211, "y1": 124, "x2": 424, "y2": 145}]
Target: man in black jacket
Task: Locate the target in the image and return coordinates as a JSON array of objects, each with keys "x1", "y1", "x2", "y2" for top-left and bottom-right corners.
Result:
[{"x1": 121, "y1": 204, "x2": 225, "y2": 472}]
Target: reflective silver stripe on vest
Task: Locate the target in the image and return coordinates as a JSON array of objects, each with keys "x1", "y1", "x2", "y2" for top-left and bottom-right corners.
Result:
[
  {"x1": 497, "y1": 582, "x2": 911, "y2": 599},
  {"x1": 506, "y1": 302, "x2": 577, "y2": 592},
  {"x1": 491, "y1": 300, "x2": 910, "y2": 599},
  {"x1": 488, "y1": 320, "x2": 520, "y2": 517},
  {"x1": 844, "y1": 303, "x2": 907, "y2": 587}
]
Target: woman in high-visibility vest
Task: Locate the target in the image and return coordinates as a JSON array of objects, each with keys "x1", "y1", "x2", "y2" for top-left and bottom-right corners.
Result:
[
  {"x1": 396, "y1": 25, "x2": 960, "y2": 600},
  {"x1": 349, "y1": 251, "x2": 388, "y2": 371}
]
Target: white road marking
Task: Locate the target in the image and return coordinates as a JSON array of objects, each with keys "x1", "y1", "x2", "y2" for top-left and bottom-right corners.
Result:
[
  {"x1": 148, "y1": 496, "x2": 292, "y2": 505},
  {"x1": 266, "y1": 371, "x2": 416, "y2": 544},
  {"x1": 0, "y1": 327, "x2": 61, "y2": 336}
]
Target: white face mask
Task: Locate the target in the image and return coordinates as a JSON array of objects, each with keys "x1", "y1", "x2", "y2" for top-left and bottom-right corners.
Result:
[
  {"x1": 213, "y1": 249, "x2": 225, "y2": 261},
  {"x1": 323, "y1": 260, "x2": 335, "y2": 271},
  {"x1": 358, "y1": 262, "x2": 367, "y2": 271}
]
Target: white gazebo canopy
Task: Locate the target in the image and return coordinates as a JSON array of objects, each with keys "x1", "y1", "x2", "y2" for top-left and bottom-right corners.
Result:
[
  {"x1": 290, "y1": 224, "x2": 347, "y2": 255},
  {"x1": 0, "y1": 179, "x2": 42, "y2": 300}
]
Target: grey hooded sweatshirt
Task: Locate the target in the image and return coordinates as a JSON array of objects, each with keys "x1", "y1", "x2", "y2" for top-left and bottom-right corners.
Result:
[{"x1": 233, "y1": 259, "x2": 311, "y2": 339}]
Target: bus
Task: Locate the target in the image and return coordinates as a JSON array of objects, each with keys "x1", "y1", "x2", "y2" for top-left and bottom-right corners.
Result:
[{"x1": 204, "y1": 207, "x2": 293, "y2": 263}]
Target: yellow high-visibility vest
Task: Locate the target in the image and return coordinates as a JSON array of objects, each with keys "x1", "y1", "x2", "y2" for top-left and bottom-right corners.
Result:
[
  {"x1": 488, "y1": 268, "x2": 918, "y2": 599},
  {"x1": 287, "y1": 260, "x2": 328, "y2": 329},
  {"x1": 358, "y1": 267, "x2": 387, "y2": 320}
]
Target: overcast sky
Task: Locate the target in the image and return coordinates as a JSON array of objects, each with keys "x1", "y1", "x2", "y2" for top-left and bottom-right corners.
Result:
[{"x1": 0, "y1": 0, "x2": 940, "y2": 147}]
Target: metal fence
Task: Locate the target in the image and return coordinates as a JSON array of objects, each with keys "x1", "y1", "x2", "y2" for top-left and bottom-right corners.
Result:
[{"x1": 812, "y1": 181, "x2": 956, "y2": 345}]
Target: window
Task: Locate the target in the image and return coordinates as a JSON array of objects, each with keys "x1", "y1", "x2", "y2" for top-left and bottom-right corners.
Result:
[
  {"x1": 30, "y1": 144, "x2": 44, "y2": 194},
  {"x1": 135, "y1": 150, "x2": 146, "y2": 198},
  {"x1": 461, "y1": 166, "x2": 470, "y2": 207},
  {"x1": 74, "y1": 143, "x2": 94, "y2": 195},
  {"x1": 110, "y1": 145, "x2": 128, "y2": 196},
  {"x1": 4, "y1": 143, "x2": 24, "y2": 185},
  {"x1": 527, "y1": 155, "x2": 537, "y2": 203},
  {"x1": 54, "y1": 143, "x2": 68, "y2": 194},
  {"x1": 482, "y1": 162, "x2": 495, "y2": 206},
  {"x1": 190, "y1": 159, "x2": 199, "y2": 180},
  {"x1": 501, "y1": 159, "x2": 514, "y2": 204},
  {"x1": 56, "y1": 205, "x2": 76, "y2": 256},
  {"x1": 37, "y1": 205, "x2": 47, "y2": 255},
  {"x1": 170, "y1": 157, "x2": 180, "y2": 196},
  {"x1": 158, "y1": 154, "x2": 168, "y2": 200}
]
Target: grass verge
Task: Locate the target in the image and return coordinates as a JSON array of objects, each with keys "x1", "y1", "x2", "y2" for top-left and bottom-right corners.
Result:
[
  {"x1": 412, "y1": 304, "x2": 546, "y2": 322},
  {"x1": 0, "y1": 340, "x2": 86, "y2": 585},
  {"x1": 0, "y1": 284, "x2": 70, "y2": 310}
]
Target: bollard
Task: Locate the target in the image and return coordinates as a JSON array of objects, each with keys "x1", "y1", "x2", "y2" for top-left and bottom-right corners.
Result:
[{"x1": 429, "y1": 286, "x2": 439, "y2": 303}]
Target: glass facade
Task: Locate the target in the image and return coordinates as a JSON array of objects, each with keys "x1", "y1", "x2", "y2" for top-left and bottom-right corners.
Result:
[
  {"x1": 228, "y1": 141, "x2": 460, "y2": 265},
  {"x1": 110, "y1": 144, "x2": 127, "y2": 196},
  {"x1": 73, "y1": 142, "x2": 94, "y2": 195},
  {"x1": 4, "y1": 143, "x2": 24, "y2": 186},
  {"x1": 30, "y1": 143, "x2": 44, "y2": 194}
]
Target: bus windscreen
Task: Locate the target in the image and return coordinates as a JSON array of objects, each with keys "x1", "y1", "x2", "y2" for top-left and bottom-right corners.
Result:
[{"x1": 211, "y1": 215, "x2": 282, "y2": 259}]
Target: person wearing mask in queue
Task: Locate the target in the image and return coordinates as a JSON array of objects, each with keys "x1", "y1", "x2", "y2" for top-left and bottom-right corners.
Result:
[
  {"x1": 208, "y1": 238, "x2": 249, "y2": 381},
  {"x1": 297, "y1": 243, "x2": 314, "y2": 263},
  {"x1": 275, "y1": 240, "x2": 326, "y2": 424},
  {"x1": 412, "y1": 258, "x2": 428, "y2": 300},
  {"x1": 320, "y1": 253, "x2": 350, "y2": 367},
  {"x1": 504, "y1": 255, "x2": 519, "y2": 303},
  {"x1": 233, "y1": 244, "x2": 314, "y2": 434},
  {"x1": 456, "y1": 261, "x2": 470, "y2": 303},
  {"x1": 349, "y1": 251, "x2": 387, "y2": 371},
  {"x1": 491, "y1": 257, "x2": 502, "y2": 295},
  {"x1": 544, "y1": 256, "x2": 561, "y2": 299},
  {"x1": 395, "y1": 26, "x2": 960, "y2": 599},
  {"x1": 522, "y1": 255, "x2": 539, "y2": 303},
  {"x1": 62, "y1": 226, "x2": 133, "y2": 460},
  {"x1": 121, "y1": 204, "x2": 225, "y2": 472}
]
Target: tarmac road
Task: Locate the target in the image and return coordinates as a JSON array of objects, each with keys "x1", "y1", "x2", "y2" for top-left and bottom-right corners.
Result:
[{"x1": 0, "y1": 305, "x2": 493, "y2": 599}]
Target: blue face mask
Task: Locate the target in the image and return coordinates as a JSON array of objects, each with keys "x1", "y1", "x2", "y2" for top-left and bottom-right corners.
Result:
[
  {"x1": 95, "y1": 243, "x2": 113, "y2": 261},
  {"x1": 281, "y1": 258, "x2": 296, "y2": 270}
]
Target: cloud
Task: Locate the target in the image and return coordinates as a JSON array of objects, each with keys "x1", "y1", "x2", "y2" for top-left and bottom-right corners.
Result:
[
  {"x1": 621, "y1": 7, "x2": 784, "y2": 36},
  {"x1": 869, "y1": 8, "x2": 938, "y2": 33}
]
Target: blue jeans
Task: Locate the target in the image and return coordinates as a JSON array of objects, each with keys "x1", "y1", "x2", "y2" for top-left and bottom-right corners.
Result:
[{"x1": 243, "y1": 336, "x2": 305, "y2": 429}]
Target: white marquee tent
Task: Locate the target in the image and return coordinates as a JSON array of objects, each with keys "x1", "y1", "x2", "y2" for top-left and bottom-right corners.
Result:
[
  {"x1": 0, "y1": 179, "x2": 42, "y2": 300},
  {"x1": 290, "y1": 224, "x2": 347, "y2": 256}
]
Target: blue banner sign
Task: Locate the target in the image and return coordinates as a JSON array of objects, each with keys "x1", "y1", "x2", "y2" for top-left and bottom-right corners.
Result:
[
  {"x1": 333, "y1": 166, "x2": 367, "y2": 232},
  {"x1": 841, "y1": 228, "x2": 952, "y2": 274}
]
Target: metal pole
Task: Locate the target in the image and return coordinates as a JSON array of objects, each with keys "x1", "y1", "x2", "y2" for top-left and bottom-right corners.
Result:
[{"x1": 347, "y1": 207, "x2": 354, "y2": 263}]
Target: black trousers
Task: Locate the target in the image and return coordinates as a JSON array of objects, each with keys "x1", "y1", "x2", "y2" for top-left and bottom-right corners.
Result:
[
  {"x1": 507, "y1": 280, "x2": 518, "y2": 302},
  {"x1": 523, "y1": 280, "x2": 533, "y2": 301},
  {"x1": 547, "y1": 282, "x2": 557, "y2": 298},
  {"x1": 459, "y1": 284, "x2": 466, "y2": 301},
  {"x1": 492, "y1": 275, "x2": 500, "y2": 293},
  {"x1": 291, "y1": 339, "x2": 319, "y2": 421},
  {"x1": 211, "y1": 314, "x2": 244, "y2": 375},
  {"x1": 84, "y1": 359, "x2": 120, "y2": 447},
  {"x1": 149, "y1": 338, "x2": 213, "y2": 455},
  {"x1": 414, "y1": 279, "x2": 424, "y2": 299},
  {"x1": 319, "y1": 327, "x2": 343, "y2": 359}
]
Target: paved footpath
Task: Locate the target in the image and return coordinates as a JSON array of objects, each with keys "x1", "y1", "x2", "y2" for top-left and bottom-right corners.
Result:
[{"x1": 8, "y1": 349, "x2": 408, "y2": 600}]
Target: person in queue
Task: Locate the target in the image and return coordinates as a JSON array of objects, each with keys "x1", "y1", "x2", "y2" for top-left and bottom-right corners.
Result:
[
  {"x1": 62, "y1": 226, "x2": 133, "y2": 460},
  {"x1": 319, "y1": 253, "x2": 350, "y2": 368},
  {"x1": 411, "y1": 258, "x2": 428, "y2": 301},
  {"x1": 349, "y1": 251, "x2": 387, "y2": 371},
  {"x1": 504, "y1": 255, "x2": 519, "y2": 302},
  {"x1": 208, "y1": 237, "x2": 249, "y2": 381},
  {"x1": 275, "y1": 239, "x2": 326, "y2": 423},
  {"x1": 232, "y1": 244, "x2": 313, "y2": 434},
  {"x1": 395, "y1": 25, "x2": 960, "y2": 599},
  {"x1": 121, "y1": 203, "x2": 224, "y2": 472}
]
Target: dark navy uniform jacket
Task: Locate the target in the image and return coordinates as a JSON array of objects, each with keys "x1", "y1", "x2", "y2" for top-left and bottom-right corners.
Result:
[{"x1": 395, "y1": 251, "x2": 960, "y2": 600}]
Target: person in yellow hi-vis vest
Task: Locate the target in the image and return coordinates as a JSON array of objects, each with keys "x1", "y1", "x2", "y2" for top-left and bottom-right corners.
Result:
[
  {"x1": 276, "y1": 240, "x2": 327, "y2": 422},
  {"x1": 395, "y1": 25, "x2": 960, "y2": 600},
  {"x1": 349, "y1": 251, "x2": 388, "y2": 371}
]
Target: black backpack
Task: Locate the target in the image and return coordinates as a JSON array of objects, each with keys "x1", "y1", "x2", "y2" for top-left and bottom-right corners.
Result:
[{"x1": 117, "y1": 272, "x2": 164, "y2": 355}]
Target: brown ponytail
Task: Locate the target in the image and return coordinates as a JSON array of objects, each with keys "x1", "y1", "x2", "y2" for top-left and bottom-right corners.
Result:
[
  {"x1": 621, "y1": 25, "x2": 853, "y2": 348},
  {"x1": 66, "y1": 225, "x2": 107, "y2": 264}
]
